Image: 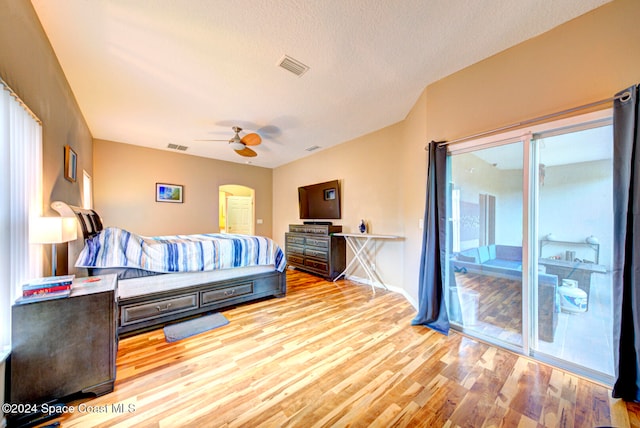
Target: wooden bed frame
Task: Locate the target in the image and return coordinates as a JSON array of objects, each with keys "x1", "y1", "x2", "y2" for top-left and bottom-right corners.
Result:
[{"x1": 51, "y1": 201, "x2": 287, "y2": 337}]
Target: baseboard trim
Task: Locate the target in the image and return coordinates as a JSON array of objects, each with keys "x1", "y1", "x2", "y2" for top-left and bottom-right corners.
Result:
[{"x1": 342, "y1": 274, "x2": 418, "y2": 310}]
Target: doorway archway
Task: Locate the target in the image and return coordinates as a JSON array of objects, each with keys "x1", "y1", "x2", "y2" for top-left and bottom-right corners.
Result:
[{"x1": 219, "y1": 184, "x2": 255, "y2": 235}]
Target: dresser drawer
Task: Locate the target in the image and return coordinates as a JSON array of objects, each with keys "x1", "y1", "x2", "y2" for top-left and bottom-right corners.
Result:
[
  {"x1": 201, "y1": 283, "x2": 253, "y2": 306},
  {"x1": 121, "y1": 293, "x2": 198, "y2": 326},
  {"x1": 287, "y1": 254, "x2": 304, "y2": 265},
  {"x1": 305, "y1": 259, "x2": 329, "y2": 272},
  {"x1": 289, "y1": 225, "x2": 325, "y2": 234},
  {"x1": 286, "y1": 234, "x2": 305, "y2": 245},
  {"x1": 286, "y1": 245, "x2": 305, "y2": 256},
  {"x1": 305, "y1": 237, "x2": 329, "y2": 249},
  {"x1": 305, "y1": 248, "x2": 328, "y2": 260}
]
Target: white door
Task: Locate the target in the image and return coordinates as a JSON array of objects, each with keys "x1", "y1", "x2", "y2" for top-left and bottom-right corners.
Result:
[{"x1": 226, "y1": 196, "x2": 254, "y2": 235}]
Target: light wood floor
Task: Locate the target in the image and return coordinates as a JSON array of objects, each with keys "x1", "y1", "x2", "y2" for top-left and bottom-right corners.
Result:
[{"x1": 46, "y1": 269, "x2": 638, "y2": 427}]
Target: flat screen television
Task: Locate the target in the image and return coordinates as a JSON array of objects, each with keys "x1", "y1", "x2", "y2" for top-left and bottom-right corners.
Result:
[{"x1": 298, "y1": 179, "x2": 341, "y2": 220}]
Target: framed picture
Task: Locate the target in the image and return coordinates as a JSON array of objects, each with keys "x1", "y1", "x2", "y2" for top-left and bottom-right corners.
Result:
[
  {"x1": 156, "y1": 183, "x2": 183, "y2": 203},
  {"x1": 64, "y1": 145, "x2": 77, "y2": 182},
  {"x1": 324, "y1": 188, "x2": 336, "y2": 200}
]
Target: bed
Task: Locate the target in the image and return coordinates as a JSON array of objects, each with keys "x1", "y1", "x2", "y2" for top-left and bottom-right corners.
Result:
[{"x1": 51, "y1": 201, "x2": 287, "y2": 337}]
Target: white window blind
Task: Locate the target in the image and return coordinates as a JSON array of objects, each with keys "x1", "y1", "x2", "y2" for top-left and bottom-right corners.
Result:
[{"x1": 0, "y1": 80, "x2": 43, "y2": 355}]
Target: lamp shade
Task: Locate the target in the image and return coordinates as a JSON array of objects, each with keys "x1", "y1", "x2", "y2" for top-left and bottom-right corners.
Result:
[{"x1": 30, "y1": 216, "x2": 77, "y2": 244}]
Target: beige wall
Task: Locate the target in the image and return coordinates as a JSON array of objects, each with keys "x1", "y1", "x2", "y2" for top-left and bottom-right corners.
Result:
[
  {"x1": 424, "y1": 0, "x2": 640, "y2": 143},
  {"x1": 273, "y1": 122, "x2": 406, "y2": 290},
  {"x1": 276, "y1": 0, "x2": 640, "y2": 306},
  {"x1": 94, "y1": 140, "x2": 273, "y2": 237},
  {"x1": 399, "y1": 88, "x2": 428, "y2": 305},
  {"x1": 0, "y1": 0, "x2": 93, "y2": 275},
  {"x1": 0, "y1": 0, "x2": 92, "y2": 210}
]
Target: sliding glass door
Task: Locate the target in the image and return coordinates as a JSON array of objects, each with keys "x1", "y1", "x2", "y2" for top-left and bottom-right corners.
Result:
[
  {"x1": 448, "y1": 138, "x2": 525, "y2": 349},
  {"x1": 530, "y1": 121, "x2": 614, "y2": 381},
  {"x1": 445, "y1": 112, "x2": 615, "y2": 384}
]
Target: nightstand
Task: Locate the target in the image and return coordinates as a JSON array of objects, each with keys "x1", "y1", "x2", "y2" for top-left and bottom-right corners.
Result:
[{"x1": 7, "y1": 274, "x2": 117, "y2": 411}]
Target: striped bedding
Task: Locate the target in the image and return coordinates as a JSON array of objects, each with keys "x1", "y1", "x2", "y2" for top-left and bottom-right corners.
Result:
[{"x1": 76, "y1": 227, "x2": 286, "y2": 273}]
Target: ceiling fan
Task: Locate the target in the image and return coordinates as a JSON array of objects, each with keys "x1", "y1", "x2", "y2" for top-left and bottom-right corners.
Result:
[{"x1": 198, "y1": 126, "x2": 262, "y2": 157}]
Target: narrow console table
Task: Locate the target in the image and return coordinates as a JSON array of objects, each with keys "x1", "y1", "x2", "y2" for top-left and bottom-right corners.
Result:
[{"x1": 333, "y1": 233, "x2": 401, "y2": 292}]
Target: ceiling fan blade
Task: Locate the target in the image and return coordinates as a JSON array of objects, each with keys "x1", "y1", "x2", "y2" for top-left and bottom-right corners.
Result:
[
  {"x1": 241, "y1": 133, "x2": 261, "y2": 146},
  {"x1": 235, "y1": 147, "x2": 257, "y2": 157}
]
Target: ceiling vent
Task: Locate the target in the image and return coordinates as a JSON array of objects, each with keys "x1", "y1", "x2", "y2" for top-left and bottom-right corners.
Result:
[
  {"x1": 305, "y1": 145, "x2": 321, "y2": 152},
  {"x1": 167, "y1": 143, "x2": 188, "y2": 151},
  {"x1": 278, "y1": 55, "x2": 309, "y2": 77}
]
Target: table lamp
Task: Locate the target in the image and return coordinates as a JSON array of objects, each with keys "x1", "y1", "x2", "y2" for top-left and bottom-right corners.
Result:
[{"x1": 30, "y1": 216, "x2": 77, "y2": 276}]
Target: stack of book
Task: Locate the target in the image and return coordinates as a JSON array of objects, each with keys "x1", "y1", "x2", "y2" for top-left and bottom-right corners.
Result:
[{"x1": 16, "y1": 274, "x2": 75, "y2": 304}]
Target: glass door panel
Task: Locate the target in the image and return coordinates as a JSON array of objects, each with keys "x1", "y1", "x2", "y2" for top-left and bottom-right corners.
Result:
[
  {"x1": 531, "y1": 123, "x2": 614, "y2": 382},
  {"x1": 447, "y1": 141, "x2": 524, "y2": 349}
]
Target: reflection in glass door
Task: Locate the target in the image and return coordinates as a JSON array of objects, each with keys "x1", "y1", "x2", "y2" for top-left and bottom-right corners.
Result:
[
  {"x1": 531, "y1": 122, "x2": 614, "y2": 382},
  {"x1": 448, "y1": 139, "x2": 525, "y2": 349},
  {"x1": 445, "y1": 113, "x2": 615, "y2": 385}
]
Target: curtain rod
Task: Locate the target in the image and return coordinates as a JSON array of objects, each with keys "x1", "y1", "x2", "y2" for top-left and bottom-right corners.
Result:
[{"x1": 429, "y1": 91, "x2": 632, "y2": 149}]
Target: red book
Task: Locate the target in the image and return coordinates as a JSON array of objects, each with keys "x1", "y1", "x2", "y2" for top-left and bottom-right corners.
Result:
[
  {"x1": 15, "y1": 288, "x2": 71, "y2": 304},
  {"x1": 23, "y1": 283, "x2": 71, "y2": 297},
  {"x1": 22, "y1": 275, "x2": 74, "y2": 292}
]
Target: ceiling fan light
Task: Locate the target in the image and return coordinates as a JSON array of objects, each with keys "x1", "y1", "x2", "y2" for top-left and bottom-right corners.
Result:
[{"x1": 230, "y1": 141, "x2": 245, "y2": 150}]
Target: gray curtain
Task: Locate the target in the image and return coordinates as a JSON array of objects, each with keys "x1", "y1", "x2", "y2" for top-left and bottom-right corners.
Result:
[
  {"x1": 612, "y1": 84, "x2": 640, "y2": 401},
  {"x1": 411, "y1": 141, "x2": 449, "y2": 334}
]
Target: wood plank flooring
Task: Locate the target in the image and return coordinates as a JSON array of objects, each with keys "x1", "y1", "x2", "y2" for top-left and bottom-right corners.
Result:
[
  {"x1": 45, "y1": 269, "x2": 634, "y2": 427},
  {"x1": 452, "y1": 272, "x2": 523, "y2": 344}
]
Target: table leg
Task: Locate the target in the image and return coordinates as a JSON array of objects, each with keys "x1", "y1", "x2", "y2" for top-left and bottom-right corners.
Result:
[
  {"x1": 333, "y1": 237, "x2": 362, "y2": 282},
  {"x1": 334, "y1": 236, "x2": 388, "y2": 293}
]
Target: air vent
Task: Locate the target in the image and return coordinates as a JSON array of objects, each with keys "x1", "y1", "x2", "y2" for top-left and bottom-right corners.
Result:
[
  {"x1": 277, "y1": 55, "x2": 309, "y2": 77},
  {"x1": 167, "y1": 143, "x2": 188, "y2": 151},
  {"x1": 305, "y1": 145, "x2": 321, "y2": 152}
]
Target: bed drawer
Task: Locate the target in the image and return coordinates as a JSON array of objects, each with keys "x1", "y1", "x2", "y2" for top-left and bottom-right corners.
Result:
[
  {"x1": 120, "y1": 293, "x2": 198, "y2": 326},
  {"x1": 201, "y1": 283, "x2": 253, "y2": 306}
]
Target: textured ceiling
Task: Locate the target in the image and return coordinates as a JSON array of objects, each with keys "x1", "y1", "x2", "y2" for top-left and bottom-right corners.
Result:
[{"x1": 30, "y1": 0, "x2": 611, "y2": 168}]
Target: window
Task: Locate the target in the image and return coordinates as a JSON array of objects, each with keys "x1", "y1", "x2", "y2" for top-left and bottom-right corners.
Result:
[
  {"x1": 0, "y1": 80, "x2": 43, "y2": 355},
  {"x1": 83, "y1": 170, "x2": 93, "y2": 209}
]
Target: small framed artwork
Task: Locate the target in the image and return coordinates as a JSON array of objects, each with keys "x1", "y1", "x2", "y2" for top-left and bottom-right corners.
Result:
[
  {"x1": 64, "y1": 145, "x2": 77, "y2": 182},
  {"x1": 324, "y1": 188, "x2": 336, "y2": 200},
  {"x1": 156, "y1": 183, "x2": 183, "y2": 203}
]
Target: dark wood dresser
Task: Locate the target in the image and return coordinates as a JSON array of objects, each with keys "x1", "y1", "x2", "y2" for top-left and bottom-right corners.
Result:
[
  {"x1": 7, "y1": 274, "x2": 117, "y2": 417},
  {"x1": 285, "y1": 224, "x2": 346, "y2": 280}
]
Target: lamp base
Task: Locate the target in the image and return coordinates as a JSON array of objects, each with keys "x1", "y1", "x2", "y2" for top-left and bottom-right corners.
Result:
[{"x1": 51, "y1": 243, "x2": 57, "y2": 277}]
